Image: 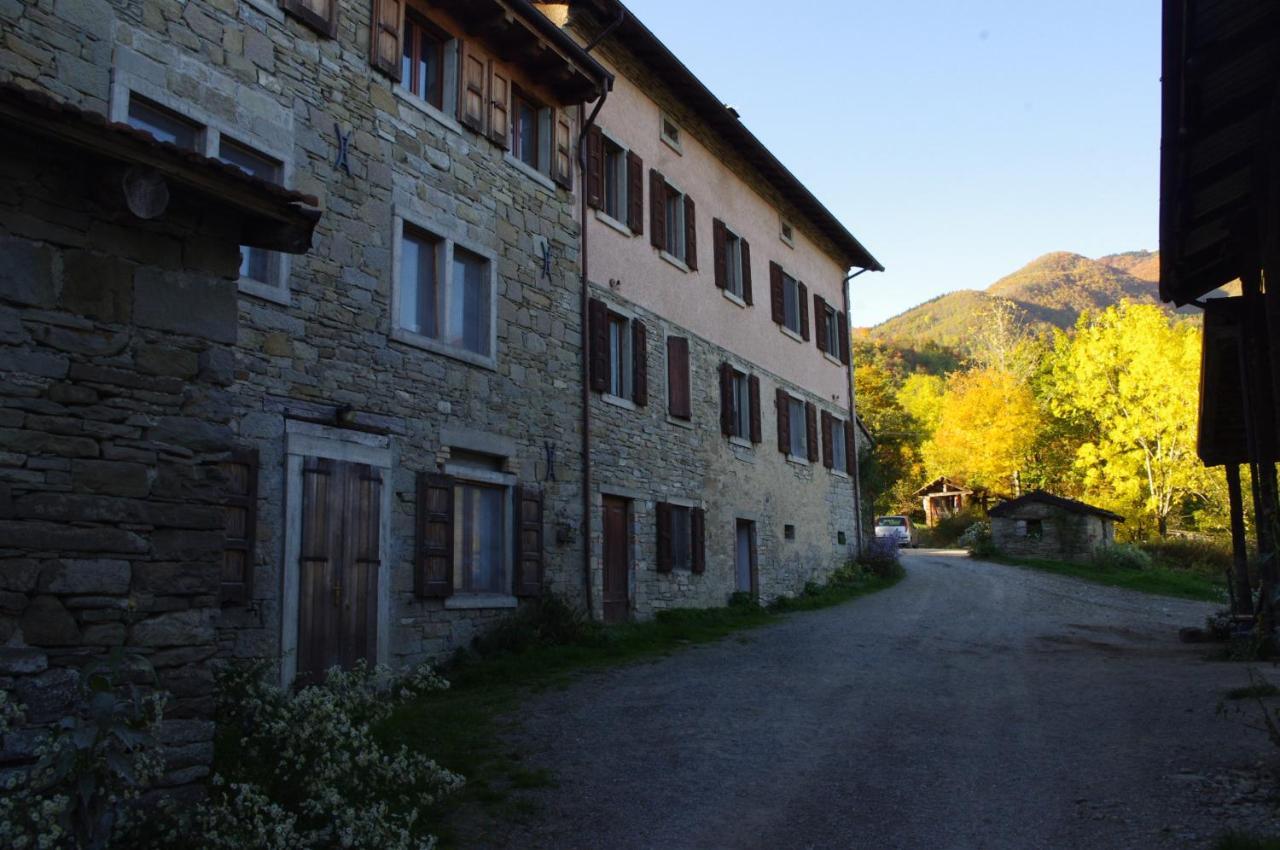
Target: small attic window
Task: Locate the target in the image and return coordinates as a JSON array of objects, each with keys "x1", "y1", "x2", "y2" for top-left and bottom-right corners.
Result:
[
  {"x1": 661, "y1": 113, "x2": 682, "y2": 153},
  {"x1": 780, "y1": 219, "x2": 795, "y2": 247}
]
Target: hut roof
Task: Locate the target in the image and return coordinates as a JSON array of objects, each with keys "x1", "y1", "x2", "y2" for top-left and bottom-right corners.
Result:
[{"x1": 988, "y1": 491, "x2": 1124, "y2": 523}]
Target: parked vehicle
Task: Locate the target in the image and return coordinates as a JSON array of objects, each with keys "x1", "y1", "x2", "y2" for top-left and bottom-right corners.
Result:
[{"x1": 875, "y1": 515, "x2": 918, "y2": 548}]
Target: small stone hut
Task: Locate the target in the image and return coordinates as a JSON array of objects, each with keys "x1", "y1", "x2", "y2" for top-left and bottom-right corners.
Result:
[{"x1": 988, "y1": 492, "x2": 1123, "y2": 561}]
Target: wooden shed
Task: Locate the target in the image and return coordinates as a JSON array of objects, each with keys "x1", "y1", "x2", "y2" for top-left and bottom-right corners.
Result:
[
  {"x1": 914, "y1": 477, "x2": 987, "y2": 527},
  {"x1": 989, "y1": 492, "x2": 1123, "y2": 561}
]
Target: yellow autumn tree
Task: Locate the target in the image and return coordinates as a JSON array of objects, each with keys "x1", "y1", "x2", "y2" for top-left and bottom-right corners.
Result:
[{"x1": 923, "y1": 368, "x2": 1039, "y2": 492}]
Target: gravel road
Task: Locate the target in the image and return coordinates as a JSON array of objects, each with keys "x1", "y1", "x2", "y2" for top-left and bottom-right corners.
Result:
[{"x1": 483, "y1": 550, "x2": 1280, "y2": 850}]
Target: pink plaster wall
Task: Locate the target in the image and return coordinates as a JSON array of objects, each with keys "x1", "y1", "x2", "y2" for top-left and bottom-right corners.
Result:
[{"x1": 580, "y1": 57, "x2": 853, "y2": 407}]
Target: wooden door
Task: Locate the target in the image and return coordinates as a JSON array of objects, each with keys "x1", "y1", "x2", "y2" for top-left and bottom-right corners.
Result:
[
  {"x1": 602, "y1": 496, "x2": 630, "y2": 623},
  {"x1": 297, "y1": 457, "x2": 382, "y2": 686},
  {"x1": 735, "y1": 519, "x2": 757, "y2": 596}
]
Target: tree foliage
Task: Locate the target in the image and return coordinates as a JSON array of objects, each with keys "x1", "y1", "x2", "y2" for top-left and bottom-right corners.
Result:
[{"x1": 922, "y1": 368, "x2": 1039, "y2": 493}]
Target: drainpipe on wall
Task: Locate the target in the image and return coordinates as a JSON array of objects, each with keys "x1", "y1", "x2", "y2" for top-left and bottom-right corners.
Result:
[
  {"x1": 576, "y1": 5, "x2": 624, "y2": 619},
  {"x1": 843, "y1": 266, "x2": 870, "y2": 556}
]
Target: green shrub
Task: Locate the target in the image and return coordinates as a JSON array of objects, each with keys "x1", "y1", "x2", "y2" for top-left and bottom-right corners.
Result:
[
  {"x1": 858, "y1": 538, "x2": 901, "y2": 577},
  {"x1": 919, "y1": 509, "x2": 985, "y2": 548},
  {"x1": 958, "y1": 521, "x2": 995, "y2": 558},
  {"x1": 470, "y1": 595, "x2": 603, "y2": 656},
  {"x1": 1091, "y1": 543, "x2": 1153, "y2": 571},
  {"x1": 1141, "y1": 538, "x2": 1233, "y2": 575}
]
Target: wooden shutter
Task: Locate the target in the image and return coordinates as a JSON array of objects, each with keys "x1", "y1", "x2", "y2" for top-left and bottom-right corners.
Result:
[
  {"x1": 460, "y1": 42, "x2": 486, "y2": 131},
  {"x1": 588, "y1": 297, "x2": 610, "y2": 393},
  {"x1": 740, "y1": 238, "x2": 753, "y2": 304},
  {"x1": 221, "y1": 448, "x2": 259, "y2": 606},
  {"x1": 770, "y1": 262, "x2": 784, "y2": 324},
  {"x1": 776, "y1": 388, "x2": 790, "y2": 453},
  {"x1": 748, "y1": 374, "x2": 762, "y2": 444},
  {"x1": 415, "y1": 472, "x2": 454, "y2": 598},
  {"x1": 684, "y1": 194, "x2": 698, "y2": 270},
  {"x1": 667, "y1": 336, "x2": 691, "y2": 420},
  {"x1": 585, "y1": 125, "x2": 604, "y2": 208},
  {"x1": 488, "y1": 62, "x2": 511, "y2": 148},
  {"x1": 815, "y1": 294, "x2": 829, "y2": 353},
  {"x1": 554, "y1": 112, "x2": 573, "y2": 189},
  {"x1": 514, "y1": 486, "x2": 544, "y2": 597},
  {"x1": 367, "y1": 0, "x2": 402, "y2": 77},
  {"x1": 633, "y1": 318, "x2": 648, "y2": 406},
  {"x1": 806, "y1": 402, "x2": 819, "y2": 462},
  {"x1": 346, "y1": 464, "x2": 382, "y2": 670},
  {"x1": 712, "y1": 218, "x2": 727, "y2": 290},
  {"x1": 845, "y1": 420, "x2": 857, "y2": 475},
  {"x1": 799, "y1": 282, "x2": 810, "y2": 341},
  {"x1": 650, "y1": 169, "x2": 666, "y2": 250},
  {"x1": 656, "y1": 501, "x2": 673, "y2": 573},
  {"x1": 821, "y1": 411, "x2": 834, "y2": 469},
  {"x1": 626, "y1": 151, "x2": 644, "y2": 234},
  {"x1": 298, "y1": 457, "x2": 338, "y2": 681},
  {"x1": 285, "y1": 0, "x2": 338, "y2": 38},
  {"x1": 838, "y1": 311, "x2": 850, "y2": 365},
  {"x1": 719, "y1": 362, "x2": 734, "y2": 436},
  {"x1": 691, "y1": 508, "x2": 705, "y2": 574}
]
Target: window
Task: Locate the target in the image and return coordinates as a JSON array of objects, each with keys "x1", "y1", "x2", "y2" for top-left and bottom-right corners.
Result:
[
  {"x1": 788, "y1": 397, "x2": 806, "y2": 458},
  {"x1": 720, "y1": 363, "x2": 759, "y2": 442},
  {"x1": 126, "y1": 95, "x2": 200, "y2": 149},
  {"x1": 396, "y1": 221, "x2": 494, "y2": 361},
  {"x1": 608, "y1": 315, "x2": 633, "y2": 400},
  {"x1": 649, "y1": 169, "x2": 696, "y2": 268},
  {"x1": 838, "y1": 531, "x2": 847, "y2": 545},
  {"x1": 513, "y1": 90, "x2": 541, "y2": 170},
  {"x1": 671, "y1": 506, "x2": 692, "y2": 571},
  {"x1": 401, "y1": 13, "x2": 446, "y2": 109},
  {"x1": 1021, "y1": 519, "x2": 1044, "y2": 540},
  {"x1": 832, "y1": 418, "x2": 848, "y2": 473},
  {"x1": 667, "y1": 336, "x2": 691, "y2": 420},
  {"x1": 780, "y1": 220, "x2": 795, "y2": 246},
  {"x1": 603, "y1": 136, "x2": 627, "y2": 222},
  {"x1": 725, "y1": 229, "x2": 744, "y2": 297},
  {"x1": 665, "y1": 186, "x2": 686, "y2": 261},
  {"x1": 731, "y1": 371, "x2": 750, "y2": 439},
  {"x1": 218, "y1": 137, "x2": 283, "y2": 287},
  {"x1": 661, "y1": 113, "x2": 682, "y2": 151},
  {"x1": 784, "y1": 524, "x2": 796, "y2": 540},
  {"x1": 783, "y1": 273, "x2": 801, "y2": 334},
  {"x1": 454, "y1": 482, "x2": 508, "y2": 594}
]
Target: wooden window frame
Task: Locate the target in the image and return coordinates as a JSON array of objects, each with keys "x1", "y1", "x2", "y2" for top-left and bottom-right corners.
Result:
[
  {"x1": 512, "y1": 87, "x2": 543, "y2": 171},
  {"x1": 282, "y1": 0, "x2": 339, "y2": 39},
  {"x1": 221, "y1": 448, "x2": 259, "y2": 607},
  {"x1": 402, "y1": 11, "x2": 447, "y2": 109}
]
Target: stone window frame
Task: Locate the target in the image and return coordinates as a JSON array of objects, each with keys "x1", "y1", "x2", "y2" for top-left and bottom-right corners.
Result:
[
  {"x1": 394, "y1": 9, "x2": 463, "y2": 134},
  {"x1": 779, "y1": 217, "x2": 796, "y2": 248},
  {"x1": 660, "y1": 111, "x2": 683, "y2": 155},
  {"x1": 601, "y1": 299, "x2": 642, "y2": 411},
  {"x1": 785, "y1": 392, "x2": 809, "y2": 464},
  {"x1": 389, "y1": 207, "x2": 500, "y2": 371},
  {"x1": 280, "y1": 421, "x2": 393, "y2": 688},
  {"x1": 663, "y1": 494, "x2": 702, "y2": 572},
  {"x1": 502, "y1": 88, "x2": 557, "y2": 193},
  {"x1": 108, "y1": 63, "x2": 296, "y2": 306},
  {"x1": 441, "y1": 452, "x2": 520, "y2": 610}
]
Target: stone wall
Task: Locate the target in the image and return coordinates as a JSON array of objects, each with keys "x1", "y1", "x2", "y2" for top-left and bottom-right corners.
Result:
[
  {"x1": 991, "y1": 504, "x2": 1112, "y2": 562},
  {"x1": 0, "y1": 133, "x2": 241, "y2": 786},
  {"x1": 588, "y1": 285, "x2": 859, "y2": 616}
]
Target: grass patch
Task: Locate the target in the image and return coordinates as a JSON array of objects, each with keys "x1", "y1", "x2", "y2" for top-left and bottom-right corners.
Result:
[
  {"x1": 988, "y1": 554, "x2": 1227, "y2": 602},
  {"x1": 374, "y1": 564, "x2": 903, "y2": 847},
  {"x1": 1215, "y1": 833, "x2": 1280, "y2": 850}
]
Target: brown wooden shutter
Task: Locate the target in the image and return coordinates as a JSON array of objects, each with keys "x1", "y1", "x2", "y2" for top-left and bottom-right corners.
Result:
[
  {"x1": 748, "y1": 374, "x2": 762, "y2": 444},
  {"x1": 415, "y1": 472, "x2": 454, "y2": 598},
  {"x1": 649, "y1": 169, "x2": 666, "y2": 250},
  {"x1": 626, "y1": 151, "x2": 644, "y2": 234},
  {"x1": 684, "y1": 194, "x2": 697, "y2": 270},
  {"x1": 285, "y1": 0, "x2": 338, "y2": 39},
  {"x1": 719, "y1": 362, "x2": 734, "y2": 436},
  {"x1": 346, "y1": 464, "x2": 382, "y2": 670},
  {"x1": 221, "y1": 448, "x2": 259, "y2": 606},
  {"x1": 585, "y1": 125, "x2": 604, "y2": 208},
  {"x1": 845, "y1": 420, "x2": 857, "y2": 475},
  {"x1": 770, "y1": 262, "x2": 784, "y2": 324},
  {"x1": 298, "y1": 457, "x2": 338, "y2": 681},
  {"x1": 367, "y1": 0, "x2": 402, "y2": 77},
  {"x1": 488, "y1": 62, "x2": 511, "y2": 148},
  {"x1": 776, "y1": 388, "x2": 790, "y2": 453},
  {"x1": 712, "y1": 218, "x2": 727, "y2": 290},
  {"x1": 740, "y1": 238, "x2": 753, "y2": 304},
  {"x1": 632, "y1": 318, "x2": 648, "y2": 406},
  {"x1": 691, "y1": 508, "x2": 706, "y2": 574},
  {"x1": 460, "y1": 42, "x2": 487, "y2": 132},
  {"x1": 667, "y1": 336, "x2": 691, "y2": 420},
  {"x1": 588, "y1": 297, "x2": 610, "y2": 393},
  {"x1": 838, "y1": 311, "x2": 850, "y2": 365},
  {"x1": 554, "y1": 112, "x2": 573, "y2": 189},
  {"x1": 821, "y1": 411, "x2": 834, "y2": 469},
  {"x1": 815, "y1": 294, "x2": 829, "y2": 353},
  {"x1": 656, "y1": 501, "x2": 673, "y2": 573},
  {"x1": 514, "y1": 486, "x2": 544, "y2": 597},
  {"x1": 806, "y1": 401, "x2": 819, "y2": 462},
  {"x1": 799, "y1": 282, "x2": 810, "y2": 341}
]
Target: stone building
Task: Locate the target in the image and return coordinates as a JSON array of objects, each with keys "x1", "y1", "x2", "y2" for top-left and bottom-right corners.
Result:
[
  {"x1": 988, "y1": 492, "x2": 1123, "y2": 561},
  {"x1": 0, "y1": 0, "x2": 880, "y2": 725}
]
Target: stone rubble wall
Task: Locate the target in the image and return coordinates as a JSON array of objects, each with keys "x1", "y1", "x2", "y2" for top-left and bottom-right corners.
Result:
[{"x1": 991, "y1": 504, "x2": 1111, "y2": 562}]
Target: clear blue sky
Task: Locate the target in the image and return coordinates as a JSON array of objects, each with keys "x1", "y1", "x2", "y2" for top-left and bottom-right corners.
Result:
[{"x1": 624, "y1": 0, "x2": 1162, "y2": 327}]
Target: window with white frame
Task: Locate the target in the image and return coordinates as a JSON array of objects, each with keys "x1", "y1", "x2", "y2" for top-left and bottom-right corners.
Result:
[
  {"x1": 608, "y1": 313, "x2": 633, "y2": 400},
  {"x1": 788, "y1": 396, "x2": 807, "y2": 458},
  {"x1": 396, "y1": 221, "x2": 494, "y2": 360},
  {"x1": 603, "y1": 136, "x2": 628, "y2": 222},
  {"x1": 832, "y1": 418, "x2": 848, "y2": 473},
  {"x1": 724, "y1": 227, "x2": 744, "y2": 298},
  {"x1": 782, "y1": 272, "x2": 801, "y2": 334}
]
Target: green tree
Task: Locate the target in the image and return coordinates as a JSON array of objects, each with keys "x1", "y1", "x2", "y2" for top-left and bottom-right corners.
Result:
[
  {"x1": 855, "y1": 363, "x2": 926, "y2": 514},
  {"x1": 897, "y1": 373, "x2": 946, "y2": 437}
]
